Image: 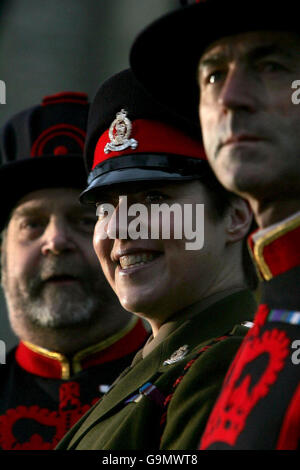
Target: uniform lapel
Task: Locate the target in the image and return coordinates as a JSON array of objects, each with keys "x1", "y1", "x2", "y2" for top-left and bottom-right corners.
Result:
[
  {"x1": 67, "y1": 289, "x2": 256, "y2": 448},
  {"x1": 67, "y1": 340, "x2": 164, "y2": 445}
]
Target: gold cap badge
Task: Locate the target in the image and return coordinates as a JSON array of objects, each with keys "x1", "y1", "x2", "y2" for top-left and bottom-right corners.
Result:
[{"x1": 104, "y1": 109, "x2": 138, "y2": 154}]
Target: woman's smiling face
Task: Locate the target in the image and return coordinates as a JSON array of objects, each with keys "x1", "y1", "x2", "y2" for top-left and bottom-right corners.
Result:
[{"x1": 93, "y1": 180, "x2": 238, "y2": 333}]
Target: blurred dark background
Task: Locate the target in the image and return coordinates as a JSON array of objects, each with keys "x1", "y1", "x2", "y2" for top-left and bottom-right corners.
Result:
[{"x1": 0, "y1": 0, "x2": 177, "y2": 351}]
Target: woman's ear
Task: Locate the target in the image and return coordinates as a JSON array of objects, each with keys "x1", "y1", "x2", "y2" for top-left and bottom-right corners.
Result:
[{"x1": 225, "y1": 197, "x2": 253, "y2": 244}]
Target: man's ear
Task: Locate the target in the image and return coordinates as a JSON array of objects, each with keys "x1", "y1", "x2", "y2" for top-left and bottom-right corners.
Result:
[
  {"x1": 0, "y1": 243, "x2": 2, "y2": 285},
  {"x1": 225, "y1": 197, "x2": 253, "y2": 243},
  {"x1": 0, "y1": 228, "x2": 7, "y2": 284}
]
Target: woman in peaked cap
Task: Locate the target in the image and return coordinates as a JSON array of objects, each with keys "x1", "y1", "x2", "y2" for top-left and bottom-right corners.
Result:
[{"x1": 56, "y1": 69, "x2": 257, "y2": 450}]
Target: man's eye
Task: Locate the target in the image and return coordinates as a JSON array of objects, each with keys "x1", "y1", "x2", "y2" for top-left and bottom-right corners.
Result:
[
  {"x1": 206, "y1": 70, "x2": 224, "y2": 84},
  {"x1": 18, "y1": 219, "x2": 45, "y2": 238},
  {"x1": 206, "y1": 72, "x2": 220, "y2": 84},
  {"x1": 20, "y1": 219, "x2": 43, "y2": 230},
  {"x1": 199, "y1": 66, "x2": 225, "y2": 87},
  {"x1": 257, "y1": 61, "x2": 286, "y2": 73}
]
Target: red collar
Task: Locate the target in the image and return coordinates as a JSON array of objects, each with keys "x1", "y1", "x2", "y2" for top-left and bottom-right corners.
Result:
[
  {"x1": 15, "y1": 318, "x2": 148, "y2": 379},
  {"x1": 248, "y1": 214, "x2": 300, "y2": 281}
]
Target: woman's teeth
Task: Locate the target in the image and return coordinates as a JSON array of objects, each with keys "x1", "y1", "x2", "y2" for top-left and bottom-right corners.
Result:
[{"x1": 119, "y1": 253, "x2": 157, "y2": 269}]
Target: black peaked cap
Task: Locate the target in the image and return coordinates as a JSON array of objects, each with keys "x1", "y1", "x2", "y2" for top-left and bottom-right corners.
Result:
[
  {"x1": 81, "y1": 68, "x2": 208, "y2": 204},
  {"x1": 84, "y1": 68, "x2": 202, "y2": 173}
]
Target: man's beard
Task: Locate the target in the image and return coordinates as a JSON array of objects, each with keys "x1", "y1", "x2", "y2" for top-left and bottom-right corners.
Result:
[
  {"x1": 16, "y1": 283, "x2": 97, "y2": 328},
  {"x1": 2, "y1": 256, "x2": 111, "y2": 329}
]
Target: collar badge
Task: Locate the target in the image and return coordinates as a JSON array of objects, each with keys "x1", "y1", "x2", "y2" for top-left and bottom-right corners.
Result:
[
  {"x1": 104, "y1": 109, "x2": 138, "y2": 154},
  {"x1": 163, "y1": 345, "x2": 189, "y2": 366}
]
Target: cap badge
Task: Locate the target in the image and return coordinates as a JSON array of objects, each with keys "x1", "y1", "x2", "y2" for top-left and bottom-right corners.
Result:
[
  {"x1": 163, "y1": 345, "x2": 189, "y2": 366},
  {"x1": 104, "y1": 109, "x2": 138, "y2": 154}
]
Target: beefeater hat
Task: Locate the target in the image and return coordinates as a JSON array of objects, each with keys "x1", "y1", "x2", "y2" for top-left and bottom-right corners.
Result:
[
  {"x1": 130, "y1": 0, "x2": 300, "y2": 122},
  {"x1": 0, "y1": 92, "x2": 89, "y2": 229}
]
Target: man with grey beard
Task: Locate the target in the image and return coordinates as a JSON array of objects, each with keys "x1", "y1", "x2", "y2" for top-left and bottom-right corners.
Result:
[{"x1": 0, "y1": 92, "x2": 148, "y2": 450}]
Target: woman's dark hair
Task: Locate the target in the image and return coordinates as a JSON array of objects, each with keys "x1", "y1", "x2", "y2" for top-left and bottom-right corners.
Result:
[{"x1": 197, "y1": 166, "x2": 259, "y2": 291}]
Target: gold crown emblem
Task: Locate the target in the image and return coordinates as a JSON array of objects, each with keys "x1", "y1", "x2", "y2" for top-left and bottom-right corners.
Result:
[{"x1": 104, "y1": 109, "x2": 138, "y2": 154}]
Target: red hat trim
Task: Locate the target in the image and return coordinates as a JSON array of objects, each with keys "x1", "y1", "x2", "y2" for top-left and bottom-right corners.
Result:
[
  {"x1": 31, "y1": 124, "x2": 86, "y2": 157},
  {"x1": 42, "y1": 92, "x2": 88, "y2": 106},
  {"x1": 92, "y1": 119, "x2": 206, "y2": 170}
]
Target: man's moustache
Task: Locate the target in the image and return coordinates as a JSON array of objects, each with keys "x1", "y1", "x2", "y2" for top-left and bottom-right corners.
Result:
[{"x1": 28, "y1": 262, "x2": 87, "y2": 294}]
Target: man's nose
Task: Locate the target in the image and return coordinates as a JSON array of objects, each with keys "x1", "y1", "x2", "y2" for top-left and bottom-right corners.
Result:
[
  {"x1": 218, "y1": 66, "x2": 258, "y2": 113},
  {"x1": 41, "y1": 217, "x2": 76, "y2": 255}
]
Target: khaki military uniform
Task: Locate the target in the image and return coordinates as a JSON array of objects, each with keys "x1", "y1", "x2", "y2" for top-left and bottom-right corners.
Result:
[{"x1": 56, "y1": 289, "x2": 256, "y2": 450}]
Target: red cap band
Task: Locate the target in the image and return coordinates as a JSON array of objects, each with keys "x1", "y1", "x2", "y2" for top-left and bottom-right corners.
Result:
[{"x1": 92, "y1": 119, "x2": 206, "y2": 170}]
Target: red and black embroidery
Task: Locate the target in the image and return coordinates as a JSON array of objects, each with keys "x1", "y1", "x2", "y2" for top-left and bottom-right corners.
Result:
[
  {"x1": 200, "y1": 326, "x2": 290, "y2": 449},
  {"x1": 276, "y1": 382, "x2": 300, "y2": 450},
  {"x1": 0, "y1": 382, "x2": 99, "y2": 450}
]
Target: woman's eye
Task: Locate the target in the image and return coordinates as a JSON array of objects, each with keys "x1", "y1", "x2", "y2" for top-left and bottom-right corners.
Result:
[
  {"x1": 96, "y1": 204, "x2": 113, "y2": 220},
  {"x1": 96, "y1": 205, "x2": 105, "y2": 219},
  {"x1": 144, "y1": 192, "x2": 166, "y2": 204},
  {"x1": 76, "y1": 216, "x2": 96, "y2": 232}
]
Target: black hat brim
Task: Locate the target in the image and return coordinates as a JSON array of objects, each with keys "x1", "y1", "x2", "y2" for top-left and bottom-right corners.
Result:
[
  {"x1": 0, "y1": 155, "x2": 87, "y2": 230},
  {"x1": 130, "y1": 1, "x2": 300, "y2": 122},
  {"x1": 80, "y1": 167, "x2": 202, "y2": 205}
]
